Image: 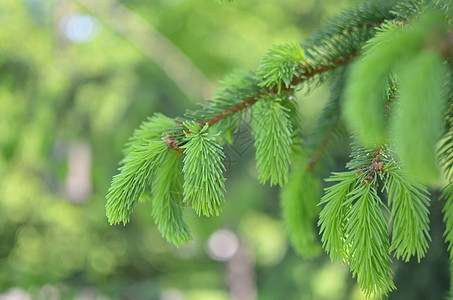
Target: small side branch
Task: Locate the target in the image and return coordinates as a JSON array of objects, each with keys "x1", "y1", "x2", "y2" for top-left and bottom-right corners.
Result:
[
  {"x1": 292, "y1": 54, "x2": 357, "y2": 86},
  {"x1": 199, "y1": 53, "x2": 359, "y2": 133},
  {"x1": 202, "y1": 97, "x2": 259, "y2": 127}
]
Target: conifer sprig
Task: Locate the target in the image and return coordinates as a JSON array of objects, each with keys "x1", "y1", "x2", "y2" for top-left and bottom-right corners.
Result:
[
  {"x1": 252, "y1": 96, "x2": 293, "y2": 186},
  {"x1": 181, "y1": 122, "x2": 226, "y2": 216},
  {"x1": 106, "y1": 141, "x2": 167, "y2": 225},
  {"x1": 281, "y1": 158, "x2": 321, "y2": 257},
  {"x1": 106, "y1": 114, "x2": 178, "y2": 225},
  {"x1": 441, "y1": 182, "x2": 453, "y2": 259},
  {"x1": 318, "y1": 171, "x2": 357, "y2": 262},
  {"x1": 384, "y1": 164, "x2": 431, "y2": 262},
  {"x1": 344, "y1": 182, "x2": 395, "y2": 297},
  {"x1": 151, "y1": 150, "x2": 192, "y2": 246},
  {"x1": 256, "y1": 43, "x2": 305, "y2": 92},
  {"x1": 344, "y1": 10, "x2": 452, "y2": 183},
  {"x1": 319, "y1": 143, "x2": 432, "y2": 296},
  {"x1": 184, "y1": 71, "x2": 261, "y2": 134}
]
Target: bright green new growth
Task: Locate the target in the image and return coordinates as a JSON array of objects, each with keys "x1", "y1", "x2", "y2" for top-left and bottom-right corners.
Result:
[
  {"x1": 344, "y1": 10, "x2": 452, "y2": 183},
  {"x1": 182, "y1": 122, "x2": 226, "y2": 216},
  {"x1": 106, "y1": 114, "x2": 177, "y2": 225},
  {"x1": 343, "y1": 22, "x2": 405, "y2": 145},
  {"x1": 442, "y1": 183, "x2": 453, "y2": 260},
  {"x1": 385, "y1": 166, "x2": 431, "y2": 262},
  {"x1": 252, "y1": 97, "x2": 293, "y2": 186},
  {"x1": 345, "y1": 183, "x2": 394, "y2": 297},
  {"x1": 122, "y1": 113, "x2": 177, "y2": 157},
  {"x1": 281, "y1": 159, "x2": 321, "y2": 257},
  {"x1": 106, "y1": 0, "x2": 453, "y2": 297},
  {"x1": 256, "y1": 43, "x2": 305, "y2": 91},
  {"x1": 394, "y1": 51, "x2": 449, "y2": 183},
  {"x1": 151, "y1": 150, "x2": 192, "y2": 245},
  {"x1": 344, "y1": 11, "x2": 445, "y2": 138},
  {"x1": 319, "y1": 145, "x2": 432, "y2": 295},
  {"x1": 106, "y1": 141, "x2": 166, "y2": 224}
]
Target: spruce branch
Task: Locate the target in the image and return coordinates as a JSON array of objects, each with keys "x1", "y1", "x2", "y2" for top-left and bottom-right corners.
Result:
[
  {"x1": 319, "y1": 143, "x2": 432, "y2": 296},
  {"x1": 306, "y1": 68, "x2": 348, "y2": 171},
  {"x1": 171, "y1": 1, "x2": 411, "y2": 145},
  {"x1": 105, "y1": 2, "x2": 449, "y2": 279}
]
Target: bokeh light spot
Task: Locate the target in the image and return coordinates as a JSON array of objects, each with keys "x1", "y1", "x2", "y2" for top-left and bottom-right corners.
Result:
[{"x1": 206, "y1": 229, "x2": 239, "y2": 261}]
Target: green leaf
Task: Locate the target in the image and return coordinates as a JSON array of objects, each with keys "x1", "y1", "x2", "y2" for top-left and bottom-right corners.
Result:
[
  {"x1": 252, "y1": 97, "x2": 293, "y2": 186},
  {"x1": 281, "y1": 163, "x2": 321, "y2": 258},
  {"x1": 182, "y1": 122, "x2": 226, "y2": 216}
]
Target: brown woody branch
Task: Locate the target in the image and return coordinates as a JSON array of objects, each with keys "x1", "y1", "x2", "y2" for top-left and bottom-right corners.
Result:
[{"x1": 165, "y1": 52, "x2": 360, "y2": 152}]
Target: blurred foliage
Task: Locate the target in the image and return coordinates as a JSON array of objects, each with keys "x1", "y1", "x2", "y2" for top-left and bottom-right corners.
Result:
[{"x1": 1, "y1": 0, "x2": 449, "y2": 299}]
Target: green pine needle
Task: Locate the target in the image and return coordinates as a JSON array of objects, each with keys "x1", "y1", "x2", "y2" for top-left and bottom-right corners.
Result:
[
  {"x1": 123, "y1": 113, "x2": 177, "y2": 157},
  {"x1": 318, "y1": 171, "x2": 357, "y2": 262},
  {"x1": 281, "y1": 163, "x2": 321, "y2": 258},
  {"x1": 151, "y1": 150, "x2": 192, "y2": 246},
  {"x1": 393, "y1": 50, "x2": 449, "y2": 184},
  {"x1": 441, "y1": 182, "x2": 453, "y2": 260},
  {"x1": 106, "y1": 140, "x2": 168, "y2": 225},
  {"x1": 182, "y1": 122, "x2": 226, "y2": 216},
  {"x1": 384, "y1": 165, "x2": 431, "y2": 262},
  {"x1": 344, "y1": 183, "x2": 395, "y2": 297},
  {"x1": 252, "y1": 98, "x2": 293, "y2": 186},
  {"x1": 343, "y1": 21, "x2": 405, "y2": 145},
  {"x1": 344, "y1": 11, "x2": 449, "y2": 148},
  {"x1": 106, "y1": 114, "x2": 178, "y2": 225},
  {"x1": 256, "y1": 43, "x2": 305, "y2": 91}
]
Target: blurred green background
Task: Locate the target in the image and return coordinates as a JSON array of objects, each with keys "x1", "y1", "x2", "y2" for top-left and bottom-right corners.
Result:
[{"x1": 1, "y1": 0, "x2": 450, "y2": 299}]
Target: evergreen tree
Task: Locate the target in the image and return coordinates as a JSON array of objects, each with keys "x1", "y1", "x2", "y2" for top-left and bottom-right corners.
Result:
[{"x1": 107, "y1": 0, "x2": 453, "y2": 297}]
